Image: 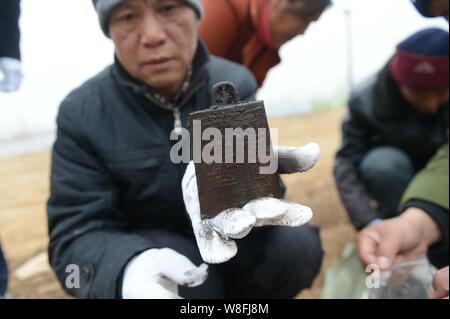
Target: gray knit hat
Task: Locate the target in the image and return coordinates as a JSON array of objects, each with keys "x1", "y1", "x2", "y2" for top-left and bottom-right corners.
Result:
[{"x1": 92, "y1": 0, "x2": 203, "y2": 36}]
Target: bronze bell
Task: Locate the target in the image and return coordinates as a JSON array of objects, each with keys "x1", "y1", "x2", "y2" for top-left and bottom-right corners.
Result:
[{"x1": 188, "y1": 82, "x2": 281, "y2": 220}]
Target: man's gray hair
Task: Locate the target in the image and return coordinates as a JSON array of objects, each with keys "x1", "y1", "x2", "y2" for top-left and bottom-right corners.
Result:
[{"x1": 92, "y1": 0, "x2": 203, "y2": 37}]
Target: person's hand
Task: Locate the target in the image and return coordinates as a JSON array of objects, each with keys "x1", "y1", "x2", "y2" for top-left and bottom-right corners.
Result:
[
  {"x1": 431, "y1": 266, "x2": 449, "y2": 299},
  {"x1": 182, "y1": 143, "x2": 320, "y2": 264},
  {"x1": 121, "y1": 248, "x2": 208, "y2": 299},
  {"x1": 358, "y1": 207, "x2": 441, "y2": 270},
  {"x1": 0, "y1": 57, "x2": 23, "y2": 92}
]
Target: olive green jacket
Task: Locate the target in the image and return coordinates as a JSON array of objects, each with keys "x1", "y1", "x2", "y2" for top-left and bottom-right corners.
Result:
[
  {"x1": 402, "y1": 142, "x2": 449, "y2": 210},
  {"x1": 401, "y1": 142, "x2": 449, "y2": 267}
]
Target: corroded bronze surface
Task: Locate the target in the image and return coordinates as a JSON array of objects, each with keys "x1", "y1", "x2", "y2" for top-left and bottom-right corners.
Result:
[{"x1": 189, "y1": 83, "x2": 281, "y2": 220}]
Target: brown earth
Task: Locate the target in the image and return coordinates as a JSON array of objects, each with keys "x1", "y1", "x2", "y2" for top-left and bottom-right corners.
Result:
[{"x1": 0, "y1": 107, "x2": 356, "y2": 299}]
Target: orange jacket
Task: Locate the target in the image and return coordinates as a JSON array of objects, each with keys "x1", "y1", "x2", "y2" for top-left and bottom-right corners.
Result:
[{"x1": 199, "y1": 0, "x2": 280, "y2": 87}]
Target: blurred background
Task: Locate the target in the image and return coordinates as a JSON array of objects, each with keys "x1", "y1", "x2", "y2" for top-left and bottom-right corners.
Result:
[
  {"x1": 0, "y1": 0, "x2": 448, "y2": 298},
  {"x1": 0, "y1": 0, "x2": 447, "y2": 157}
]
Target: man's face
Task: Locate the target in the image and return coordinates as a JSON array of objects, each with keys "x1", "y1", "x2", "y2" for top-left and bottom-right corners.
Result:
[
  {"x1": 412, "y1": 0, "x2": 449, "y2": 20},
  {"x1": 400, "y1": 86, "x2": 449, "y2": 114},
  {"x1": 269, "y1": 0, "x2": 324, "y2": 48},
  {"x1": 430, "y1": 0, "x2": 449, "y2": 20},
  {"x1": 109, "y1": 0, "x2": 198, "y2": 99}
]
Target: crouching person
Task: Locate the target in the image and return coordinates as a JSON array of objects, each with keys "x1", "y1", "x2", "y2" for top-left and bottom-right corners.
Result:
[
  {"x1": 334, "y1": 28, "x2": 449, "y2": 231},
  {"x1": 47, "y1": 0, "x2": 323, "y2": 299}
]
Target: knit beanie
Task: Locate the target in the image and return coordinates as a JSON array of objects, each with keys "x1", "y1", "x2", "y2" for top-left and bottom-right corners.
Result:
[
  {"x1": 390, "y1": 28, "x2": 449, "y2": 90},
  {"x1": 92, "y1": 0, "x2": 203, "y2": 36}
]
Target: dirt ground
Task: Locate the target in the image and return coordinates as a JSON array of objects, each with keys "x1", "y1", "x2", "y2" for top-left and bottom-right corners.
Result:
[{"x1": 0, "y1": 107, "x2": 356, "y2": 299}]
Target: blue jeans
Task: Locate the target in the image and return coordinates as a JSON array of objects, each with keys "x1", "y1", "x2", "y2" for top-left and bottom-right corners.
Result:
[
  {"x1": 359, "y1": 147, "x2": 415, "y2": 219},
  {"x1": 0, "y1": 244, "x2": 7, "y2": 296}
]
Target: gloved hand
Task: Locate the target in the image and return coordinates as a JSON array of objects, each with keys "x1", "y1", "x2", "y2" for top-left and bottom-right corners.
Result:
[
  {"x1": 0, "y1": 57, "x2": 23, "y2": 92},
  {"x1": 121, "y1": 248, "x2": 208, "y2": 299},
  {"x1": 182, "y1": 143, "x2": 320, "y2": 264}
]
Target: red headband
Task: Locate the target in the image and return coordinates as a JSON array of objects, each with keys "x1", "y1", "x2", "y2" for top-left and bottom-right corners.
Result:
[{"x1": 390, "y1": 48, "x2": 449, "y2": 90}]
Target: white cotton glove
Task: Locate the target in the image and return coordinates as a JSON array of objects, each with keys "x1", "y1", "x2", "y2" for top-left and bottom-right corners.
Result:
[
  {"x1": 121, "y1": 248, "x2": 208, "y2": 299},
  {"x1": 182, "y1": 143, "x2": 320, "y2": 264},
  {"x1": 0, "y1": 57, "x2": 23, "y2": 92}
]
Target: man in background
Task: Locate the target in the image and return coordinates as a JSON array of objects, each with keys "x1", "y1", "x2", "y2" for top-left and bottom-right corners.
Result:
[
  {"x1": 199, "y1": 0, "x2": 331, "y2": 87},
  {"x1": 358, "y1": 0, "x2": 449, "y2": 298},
  {"x1": 334, "y1": 28, "x2": 448, "y2": 232}
]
